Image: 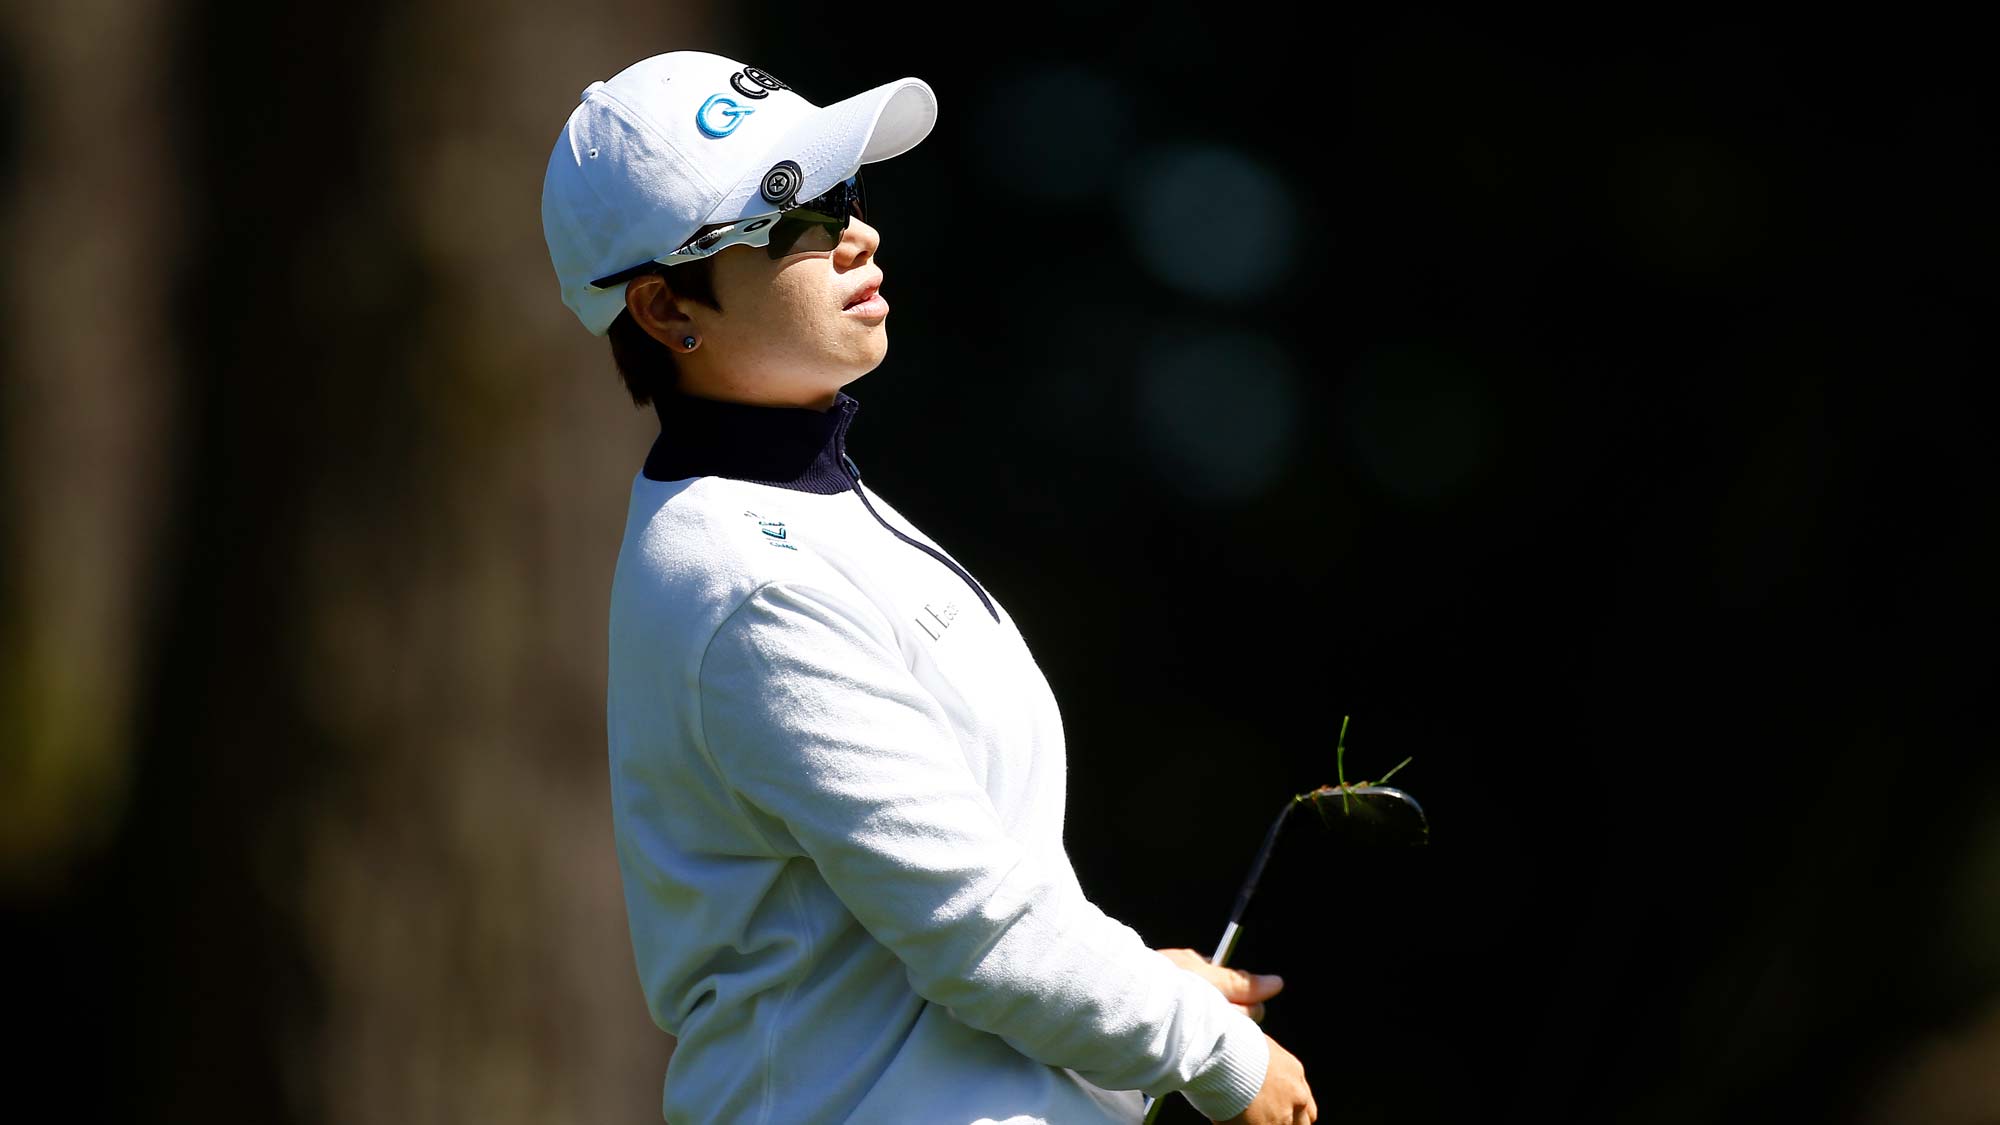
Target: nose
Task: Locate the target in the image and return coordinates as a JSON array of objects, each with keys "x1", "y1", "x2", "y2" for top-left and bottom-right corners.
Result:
[{"x1": 836, "y1": 215, "x2": 878, "y2": 269}]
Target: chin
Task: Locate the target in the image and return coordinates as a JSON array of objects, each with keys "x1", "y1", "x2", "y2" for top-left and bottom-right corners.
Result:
[{"x1": 851, "y1": 334, "x2": 888, "y2": 372}]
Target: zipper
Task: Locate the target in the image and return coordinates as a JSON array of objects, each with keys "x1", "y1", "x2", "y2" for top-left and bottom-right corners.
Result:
[{"x1": 841, "y1": 452, "x2": 1000, "y2": 624}]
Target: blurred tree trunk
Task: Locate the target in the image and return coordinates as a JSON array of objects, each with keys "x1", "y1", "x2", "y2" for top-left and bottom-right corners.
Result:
[
  {"x1": 0, "y1": 0, "x2": 181, "y2": 898},
  {"x1": 6, "y1": 1, "x2": 718, "y2": 1121}
]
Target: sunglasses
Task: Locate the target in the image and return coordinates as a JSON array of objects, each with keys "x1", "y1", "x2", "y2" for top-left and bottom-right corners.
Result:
[{"x1": 587, "y1": 172, "x2": 869, "y2": 291}]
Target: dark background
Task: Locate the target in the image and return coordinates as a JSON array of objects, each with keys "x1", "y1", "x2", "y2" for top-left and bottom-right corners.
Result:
[{"x1": 4, "y1": 4, "x2": 1992, "y2": 1122}]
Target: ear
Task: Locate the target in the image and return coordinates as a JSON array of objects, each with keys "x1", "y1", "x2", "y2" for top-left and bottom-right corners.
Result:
[{"x1": 624, "y1": 274, "x2": 687, "y2": 348}]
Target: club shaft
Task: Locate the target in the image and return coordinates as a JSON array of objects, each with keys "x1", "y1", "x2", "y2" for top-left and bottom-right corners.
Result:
[
  {"x1": 1227, "y1": 798, "x2": 1299, "y2": 936},
  {"x1": 1211, "y1": 920, "x2": 1240, "y2": 967},
  {"x1": 1140, "y1": 801, "x2": 1293, "y2": 1123}
]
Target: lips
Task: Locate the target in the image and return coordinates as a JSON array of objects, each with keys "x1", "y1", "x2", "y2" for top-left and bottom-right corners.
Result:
[{"x1": 842, "y1": 278, "x2": 882, "y2": 310}]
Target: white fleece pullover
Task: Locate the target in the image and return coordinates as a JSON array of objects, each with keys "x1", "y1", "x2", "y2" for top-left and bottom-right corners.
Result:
[{"x1": 605, "y1": 388, "x2": 1268, "y2": 1124}]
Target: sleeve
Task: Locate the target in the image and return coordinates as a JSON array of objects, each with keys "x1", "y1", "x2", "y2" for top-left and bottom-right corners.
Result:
[{"x1": 697, "y1": 579, "x2": 1269, "y2": 1121}]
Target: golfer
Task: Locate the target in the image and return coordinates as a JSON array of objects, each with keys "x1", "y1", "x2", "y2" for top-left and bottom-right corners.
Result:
[{"x1": 541, "y1": 51, "x2": 1317, "y2": 1124}]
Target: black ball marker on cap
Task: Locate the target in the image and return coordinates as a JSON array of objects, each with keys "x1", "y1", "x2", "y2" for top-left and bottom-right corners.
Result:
[{"x1": 760, "y1": 160, "x2": 803, "y2": 209}]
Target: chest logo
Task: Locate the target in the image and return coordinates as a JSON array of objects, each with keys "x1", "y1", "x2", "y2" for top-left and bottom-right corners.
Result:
[
  {"x1": 916, "y1": 600, "x2": 960, "y2": 640},
  {"x1": 743, "y1": 510, "x2": 798, "y2": 550}
]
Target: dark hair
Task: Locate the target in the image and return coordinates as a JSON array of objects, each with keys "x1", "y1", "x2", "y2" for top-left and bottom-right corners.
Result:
[{"x1": 607, "y1": 254, "x2": 722, "y2": 408}]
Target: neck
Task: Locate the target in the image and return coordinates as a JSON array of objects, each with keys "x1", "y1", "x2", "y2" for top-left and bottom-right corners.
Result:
[{"x1": 673, "y1": 370, "x2": 843, "y2": 412}]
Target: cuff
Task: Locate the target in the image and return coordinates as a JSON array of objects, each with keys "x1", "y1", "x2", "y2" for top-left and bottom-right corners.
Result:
[{"x1": 1177, "y1": 1009, "x2": 1269, "y2": 1123}]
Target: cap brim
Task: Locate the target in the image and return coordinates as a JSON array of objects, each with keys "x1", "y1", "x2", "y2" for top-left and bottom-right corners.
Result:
[{"x1": 704, "y1": 76, "x2": 937, "y2": 227}]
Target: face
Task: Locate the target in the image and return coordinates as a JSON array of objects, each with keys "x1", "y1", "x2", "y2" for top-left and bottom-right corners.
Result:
[{"x1": 627, "y1": 214, "x2": 888, "y2": 411}]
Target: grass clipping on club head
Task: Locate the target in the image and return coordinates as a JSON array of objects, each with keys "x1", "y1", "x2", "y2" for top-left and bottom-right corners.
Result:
[{"x1": 1300, "y1": 715, "x2": 1427, "y2": 842}]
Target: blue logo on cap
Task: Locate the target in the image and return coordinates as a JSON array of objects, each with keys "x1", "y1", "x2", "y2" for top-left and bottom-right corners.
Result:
[{"x1": 697, "y1": 95, "x2": 754, "y2": 138}]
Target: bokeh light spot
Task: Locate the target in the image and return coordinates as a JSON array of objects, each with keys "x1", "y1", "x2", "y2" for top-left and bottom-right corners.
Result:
[
  {"x1": 1137, "y1": 327, "x2": 1301, "y2": 502},
  {"x1": 1123, "y1": 142, "x2": 1298, "y2": 302}
]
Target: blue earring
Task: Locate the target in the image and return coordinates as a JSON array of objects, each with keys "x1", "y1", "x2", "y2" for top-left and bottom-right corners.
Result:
[{"x1": 682, "y1": 336, "x2": 697, "y2": 350}]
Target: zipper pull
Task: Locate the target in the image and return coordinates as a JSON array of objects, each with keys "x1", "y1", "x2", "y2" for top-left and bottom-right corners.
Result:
[{"x1": 841, "y1": 452, "x2": 861, "y2": 482}]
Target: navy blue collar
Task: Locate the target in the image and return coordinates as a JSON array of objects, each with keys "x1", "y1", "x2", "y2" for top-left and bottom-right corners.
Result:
[{"x1": 643, "y1": 386, "x2": 860, "y2": 495}]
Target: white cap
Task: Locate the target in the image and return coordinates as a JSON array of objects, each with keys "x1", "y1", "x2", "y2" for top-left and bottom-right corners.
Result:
[{"x1": 542, "y1": 51, "x2": 938, "y2": 335}]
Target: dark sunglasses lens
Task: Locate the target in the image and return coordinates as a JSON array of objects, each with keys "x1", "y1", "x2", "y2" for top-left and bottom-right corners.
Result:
[
  {"x1": 763, "y1": 174, "x2": 866, "y2": 258},
  {"x1": 805, "y1": 172, "x2": 862, "y2": 221},
  {"x1": 766, "y1": 216, "x2": 835, "y2": 257}
]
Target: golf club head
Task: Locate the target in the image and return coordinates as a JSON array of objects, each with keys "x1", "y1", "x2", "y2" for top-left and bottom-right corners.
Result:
[{"x1": 1302, "y1": 785, "x2": 1430, "y2": 846}]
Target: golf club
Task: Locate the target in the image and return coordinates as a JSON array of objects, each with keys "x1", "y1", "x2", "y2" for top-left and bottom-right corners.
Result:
[{"x1": 1139, "y1": 784, "x2": 1429, "y2": 1124}]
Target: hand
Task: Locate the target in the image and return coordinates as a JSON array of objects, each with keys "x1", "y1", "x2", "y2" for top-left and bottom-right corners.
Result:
[
  {"x1": 1155, "y1": 947, "x2": 1285, "y2": 1023},
  {"x1": 1219, "y1": 1033, "x2": 1316, "y2": 1125}
]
